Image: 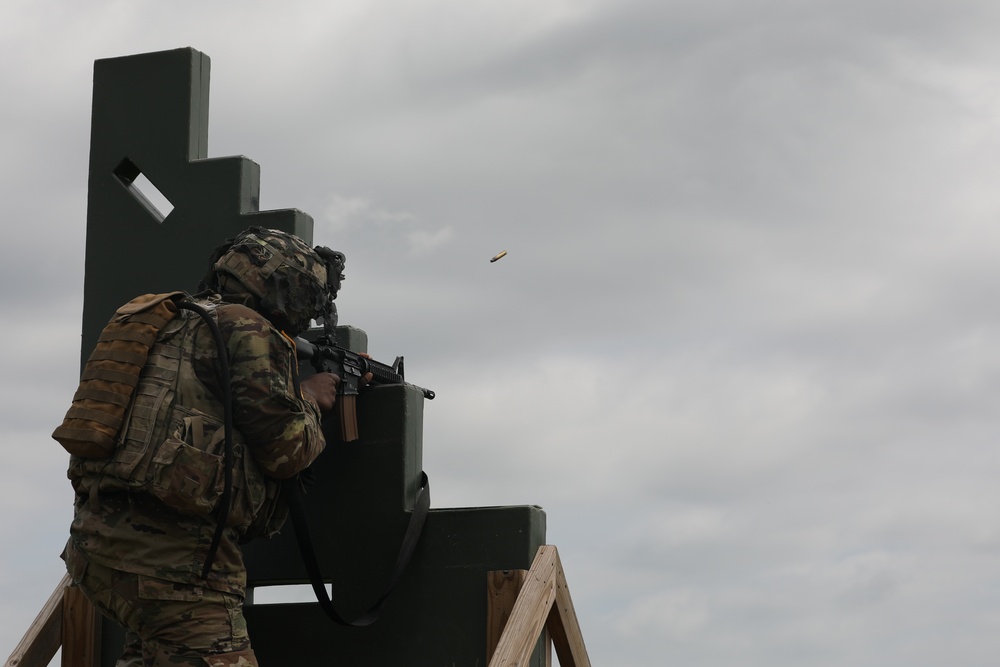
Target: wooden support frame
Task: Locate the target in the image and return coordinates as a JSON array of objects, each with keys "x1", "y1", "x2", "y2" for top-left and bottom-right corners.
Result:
[
  {"x1": 487, "y1": 546, "x2": 591, "y2": 667},
  {"x1": 12, "y1": 546, "x2": 591, "y2": 667},
  {"x1": 5, "y1": 575, "x2": 100, "y2": 667},
  {"x1": 5, "y1": 574, "x2": 68, "y2": 667},
  {"x1": 489, "y1": 569, "x2": 552, "y2": 665}
]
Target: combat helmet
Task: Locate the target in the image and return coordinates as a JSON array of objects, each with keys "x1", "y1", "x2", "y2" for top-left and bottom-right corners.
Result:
[{"x1": 203, "y1": 227, "x2": 345, "y2": 336}]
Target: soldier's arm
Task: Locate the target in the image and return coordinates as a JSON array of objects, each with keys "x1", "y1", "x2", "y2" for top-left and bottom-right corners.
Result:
[{"x1": 216, "y1": 304, "x2": 327, "y2": 479}]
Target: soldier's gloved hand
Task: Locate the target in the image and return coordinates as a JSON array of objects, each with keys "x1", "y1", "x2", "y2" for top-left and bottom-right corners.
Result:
[
  {"x1": 301, "y1": 372, "x2": 340, "y2": 412},
  {"x1": 358, "y1": 352, "x2": 375, "y2": 386}
]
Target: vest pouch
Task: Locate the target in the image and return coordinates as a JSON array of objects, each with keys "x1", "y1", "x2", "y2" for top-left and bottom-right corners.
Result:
[
  {"x1": 227, "y1": 439, "x2": 287, "y2": 540},
  {"x1": 240, "y1": 477, "x2": 288, "y2": 542},
  {"x1": 148, "y1": 409, "x2": 224, "y2": 517},
  {"x1": 227, "y1": 445, "x2": 267, "y2": 532},
  {"x1": 111, "y1": 382, "x2": 175, "y2": 485}
]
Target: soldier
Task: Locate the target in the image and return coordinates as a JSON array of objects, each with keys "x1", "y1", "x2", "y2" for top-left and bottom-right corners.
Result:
[{"x1": 59, "y1": 227, "x2": 345, "y2": 666}]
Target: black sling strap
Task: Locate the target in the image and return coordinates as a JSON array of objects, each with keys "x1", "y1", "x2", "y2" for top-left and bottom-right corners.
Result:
[
  {"x1": 285, "y1": 471, "x2": 431, "y2": 627},
  {"x1": 176, "y1": 299, "x2": 235, "y2": 580}
]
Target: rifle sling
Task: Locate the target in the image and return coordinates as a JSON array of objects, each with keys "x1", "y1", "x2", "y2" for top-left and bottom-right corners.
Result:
[{"x1": 285, "y1": 471, "x2": 430, "y2": 627}]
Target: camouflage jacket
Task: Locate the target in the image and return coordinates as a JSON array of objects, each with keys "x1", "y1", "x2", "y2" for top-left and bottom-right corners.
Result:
[{"x1": 66, "y1": 294, "x2": 326, "y2": 596}]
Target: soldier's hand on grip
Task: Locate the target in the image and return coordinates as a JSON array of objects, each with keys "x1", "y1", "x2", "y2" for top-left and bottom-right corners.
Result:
[{"x1": 301, "y1": 372, "x2": 340, "y2": 412}]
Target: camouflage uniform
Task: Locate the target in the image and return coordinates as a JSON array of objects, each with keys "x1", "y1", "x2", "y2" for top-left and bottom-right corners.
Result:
[
  {"x1": 60, "y1": 227, "x2": 340, "y2": 665},
  {"x1": 64, "y1": 297, "x2": 325, "y2": 665},
  {"x1": 63, "y1": 295, "x2": 326, "y2": 666},
  {"x1": 64, "y1": 548, "x2": 256, "y2": 666}
]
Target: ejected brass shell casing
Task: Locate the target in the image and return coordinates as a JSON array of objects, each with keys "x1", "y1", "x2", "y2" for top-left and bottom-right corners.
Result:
[{"x1": 490, "y1": 250, "x2": 507, "y2": 263}]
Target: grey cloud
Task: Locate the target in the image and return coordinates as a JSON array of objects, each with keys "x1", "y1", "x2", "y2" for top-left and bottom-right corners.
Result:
[{"x1": 5, "y1": 1, "x2": 1000, "y2": 665}]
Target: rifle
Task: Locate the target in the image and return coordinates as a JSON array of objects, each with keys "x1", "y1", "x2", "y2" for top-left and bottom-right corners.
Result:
[{"x1": 295, "y1": 333, "x2": 435, "y2": 441}]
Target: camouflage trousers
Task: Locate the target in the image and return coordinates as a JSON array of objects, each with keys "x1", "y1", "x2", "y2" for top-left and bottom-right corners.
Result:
[{"x1": 64, "y1": 545, "x2": 257, "y2": 666}]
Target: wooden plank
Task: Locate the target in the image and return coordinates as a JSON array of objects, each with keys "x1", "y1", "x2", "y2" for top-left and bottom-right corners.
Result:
[
  {"x1": 546, "y1": 551, "x2": 592, "y2": 667},
  {"x1": 487, "y1": 546, "x2": 558, "y2": 667},
  {"x1": 488, "y1": 569, "x2": 551, "y2": 665},
  {"x1": 487, "y1": 569, "x2": 527, "y2": 660},
  {"x1": 4, "y1": 574, "x2": 69, "y2": 667},
  {"x1": 62, "y1": 584, "x2": 100, "y2": 667}
]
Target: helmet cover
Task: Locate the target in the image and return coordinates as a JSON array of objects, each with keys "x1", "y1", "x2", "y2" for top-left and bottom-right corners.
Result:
[{"x1": 206, "y1": 227, "x2": 331, "y2": 335}]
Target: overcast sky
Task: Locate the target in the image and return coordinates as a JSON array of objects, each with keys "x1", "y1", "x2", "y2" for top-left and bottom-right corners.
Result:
[{"x1": 4, "y1": 1, "x2": 1000, "y2": 664}]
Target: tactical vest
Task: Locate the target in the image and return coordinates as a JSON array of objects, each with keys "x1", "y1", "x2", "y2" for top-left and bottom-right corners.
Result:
[{"x1": 69, "y1": 298, "x2": 285, "y2": 539}]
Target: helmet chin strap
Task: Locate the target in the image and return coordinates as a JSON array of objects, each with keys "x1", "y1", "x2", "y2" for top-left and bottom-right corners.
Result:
[{"x1": 320, "y1": 302, "x2": 339, "y2": 337}]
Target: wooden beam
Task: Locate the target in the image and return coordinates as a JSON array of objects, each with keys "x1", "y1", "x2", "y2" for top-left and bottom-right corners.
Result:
[
  {"x1": 546, "y1": 552, "x2": 591, "y2": 667},
  {"x1": 487, "y1": 547, "x2": 558, "y2": 667},
  {"x1": 487, "y1": 569, "x2": 527, "y2": 660},
  {"x1": 4, "y1": 574, "x2": 70, "y2": 667},
  {"x1": 62, "y1": 584, "x2": 100, "y2": 667}
]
